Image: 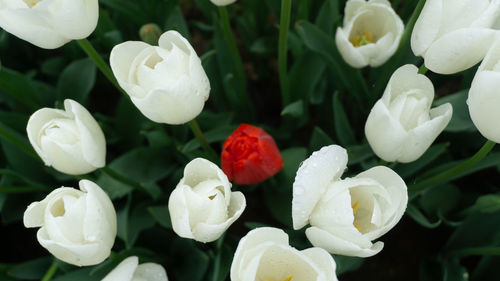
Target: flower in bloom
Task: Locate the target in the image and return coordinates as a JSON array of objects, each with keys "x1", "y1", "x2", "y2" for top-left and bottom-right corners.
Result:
[
  {"x1": 467, "y1": 39, "x2": 500, "y2": 143},
  {"x1": 411, "y1": 0, "x2": 500, "y2": 74},
  {"x1": 335, "y1": 0, "x2": 404, "y2": 68},
  {"x1": 221, "y1": 124, "x2": 284, "y2": 185},
  {"x1": 210, "y1": 0, "x2": 236, "y2": 6},
  {"x1": 231, "y1": 227, "x2": 338, "y2": 281},
  {"x1": 26, "y1": 99, "x2": 106, "y2": 175},
  {"x1": 364, "y1": 64, "x2": 452, "y2": 163},
  {"x1": 102, "y1": 256, "x2": 168, "y2": 281},
  {"x1": 292, "y1": 145, "x2": 408, "y2": 257},
  {"x1": 0, "y1": 0, "x2": 98, "y2": 49},
  {"x1": 168, "y1": 158, "x2": 246, "y2": 243},
  {"x1": 110, "y1": 30, "x2": 210, "y2": 125},
  {"x1": 23, "y1": 180, "x2": 117, "y2": 266}
]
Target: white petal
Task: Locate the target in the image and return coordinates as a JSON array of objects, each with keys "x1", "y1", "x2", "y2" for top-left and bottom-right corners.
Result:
[
  {"x1": 411, "y1": 0, "x2": 443, "y2": 56},
  {"x1": 383, "y1": 64, "x2": 434, "y2": 105},
  {"x1": 102, "y1": 256, "x2": 138, "y2": 281},
  {"x1": 191, "y1": 191, "x2": 246, "y2": 243},
  {"x1": 110, "y1": 41, "x2": 151, "y2": 85},
  {"x1": 424, "y1": 28, "x2": 498, "y2": 74},
  {"x1": 365, "y1": 101, "x2": 408, "y2": 162},
  {"x1": 468, "y1": 70, "x2": 500, "y2": 142},
  {"x1": 23, "y1": 187, "x2": 79, "y2": 228},
  {"x1": 133, "y1": 263, "x2": 169, "y2": 281},
  {"x1": 335, "y1": 27, "x2": 367, "y2": 68},
  {"x1": 292, "y1": 145, "x2": 348, "y2": 230},
  {"x1": 45, "y1": 0, "x2": 98, "y2": 39},
  {"x1": 64, "y1": 99, "x2": 106, "y2": 168},
  {"x1": 306, "y1": 226, "x2": 383, "y2": 257},
  {"x1": 300, "y1": 248, "x2": 338, "y2": 281},
  {"x1": 354, "y1": 166, "x2": 407, "y2": 240},
  {"x1": 168, "y1": 185, "x2": 195, "y2": 239},
  {"x1": 209, "y1": 0, "x2": 237, "y2": 7},
  {"x1": 231, "y1": 228, "x2": 289, "y2": 281}
]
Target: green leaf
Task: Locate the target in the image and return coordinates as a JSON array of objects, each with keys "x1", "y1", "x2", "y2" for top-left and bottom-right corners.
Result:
[
  {"x1": 334, "y1": 255, "x2": 364, "y2": 275},
  {"x1": 469, "y1": 194, "x2": 500, "y2": 214},
  {"x1": 52, "y1": 268, "x2": 99, "y2": 281},
  {"x1": 396, "y1": 143, "x2": 449, "y2": 179},
  {"x1": 288, "y1": 52, "x2": 326, "y2": 102},
  {"x1": 281, "y1": 100, "x2": 305, "y2": 118},
  {"x1": 148, "y1": 205, "x2": 172, "y2": 229},
  {"x1": 443, "y1": 259, "x2": 469, "y2": 281},
  {"x1": 211, "y1": 244, "x2": 233, "y2": 281},
  {"x1": 0, "y1": 67, "x2": 40, "y2": 111},
  {"x1": 309, "y1": 126, "x2": 333, "y2": 153},
  {"x1": 347, "y1": 144, "x2": 374, "y2": 165},
  {"x1": 56, "y1": 58, "x2": 96, "y2": 104},
  {"x1": 434, "y1": 90, "x2": 476, "y2": 132},
  {"x1": 333, "y1": 91, "x2": 356, "y2": 146},
  {"x1": 420, "y1": 184, "x2": 461, "y2": 217},
  {"x1": 315, "y1": 0, "x2": 340, "y2": 33},
  {"x1": 406, "y1": 203, "x2": 441, "y2": 229},
  {"x1": 7, "y1": 257, "x2": 51, "y2": 280},
  {"x1": 182, "y1": 125, "x2": 237, "y2": 153},
  {"x1": 169, "y1": 238, "x2": 209, "y2": 281},
  {"x1": 126, "y1": 204, "x2": 156, "y2": 248}
]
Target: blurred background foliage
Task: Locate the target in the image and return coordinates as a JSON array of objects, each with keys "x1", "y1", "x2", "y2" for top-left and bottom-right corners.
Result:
[{"x1": 1, "y1": 0, "x2": 500, "y2": 280}]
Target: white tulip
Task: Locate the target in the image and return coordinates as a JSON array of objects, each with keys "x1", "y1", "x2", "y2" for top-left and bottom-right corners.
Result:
[
  {"x1": 0, "y1": 0, "x2": 98, "y2": 49},
  {"x1": 26, "y1": 99, "x2": 106, "y2": 175},
  {"x1": 231, "y1": 227, "x2": 338, "y2": 281},
  {"x1": 467, "y1": 39, "x2": 500, "y2": 143},
  {"x1": 365, "y1": 64, "x2": 452, "y2": 163},
  {"x1": 110, "y1": 30, "x2": 210, "y2": 125},
  {"x1": 102, "y1": 256, "x2": 168, "y2": 281},
  {"x1": 335, "y1": 0, "x2": 404, "y2": 68},
  {"x1": 23, "y1": 180, "x2": 117, "y2": 266},
  {"x1": 210, "y1": 0, "x2": 236, "y2": 6},
  {"x1": 411, "y1": 0, "x2": 500, "y2": 74},
  {"x1": 168, "y1": 158, "x2": 246, "y2": 243},
  {"x1": 292, "y1": 145, "x2": 408, "y2": 257}
]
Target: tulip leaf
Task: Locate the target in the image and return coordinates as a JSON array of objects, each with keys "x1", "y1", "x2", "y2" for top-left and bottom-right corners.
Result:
[
  {"x1": 315, "y1": 0, "x2": 340, "y2": 34},
  {"x1": 148, "y1": 205, "x2": 172, "y2": 229},
  {"x1": 99, "y1": 0, "x2": 148, "y2": 25},
  {"x1": 169, "y1": 238, "x2": 209, "y2": 281},
  {"x1": 210, "y1": 244, "x2": 232, "y2": 281},
  {"x1": 434, "y1": 90, "x2": 476, "y2": 133},
  {"x1": 126, "y1": 204, "x2": 156, "y2": 248},
  {"x1": 281, "y1": 100, "x2": 304, "y2": 118},
  {"x1": 334, "y1": 255, "x2": 364, "y2": 275},
  {"x1": 347, "y1": 143, "x2": 375, "y2": 165},
  {"x1": 406, "y1": 203, "x2": 442, "y2": 229},
  {"x1": 0, "y1": 67, "x2": 40, "y2": 111},
  {"x1": 396, "y1": 143, "x2": 449, "y2": 179},
  {"x1": 6, "y1": 257, "x2": 51, "y2": 280},
  {"x1": 182, "y1": 125, "x2": 237, "y2": 153},
  {"x1": 420, "y1": 184, "x2": 461, "y2": 217},
  {"x1": 333, "y1": 91, "x2": 356, "y2": 146},
  {"x1": 288, "y1": 51, "x2": 326, "y2": 103},
  {"x1": 309, "y1": 126, "x2": 333, "y2": 153},
  {"x1": 51, "y1": 268, "x2": 99, "y2": 281},
  {"x1": 56, "y1": 58, "x2": 96, "y2": 105}
]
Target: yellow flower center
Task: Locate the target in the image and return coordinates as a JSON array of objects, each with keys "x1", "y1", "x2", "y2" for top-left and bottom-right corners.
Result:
[
  {"x1": 24, "y1": 0, "x2": 40, "y2": 7},
  {"x1": 352, "y1": 201, "x2": 361, "y2": 231},
  {"x1": 350, "y1": 30, "x2": 374, "y2": 47},
  {"x1": 266, "y1": 275, "x2": 293, "y2": 281}
]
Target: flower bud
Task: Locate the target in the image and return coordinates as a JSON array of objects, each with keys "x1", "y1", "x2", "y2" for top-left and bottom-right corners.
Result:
[
  {"x1": 168, "y1": 158, "x2": 246, "y2": 243},
  {"x1": 110, "y1": 30, "x2": 210, "y2": 125},
  {"x1": 0, "y1": 0, "x2": 99, "y2": 49},
  {"x1": 23, "y1": 180, "x2": 117, "y2": 266},
  {"x1": 221, "y1": 124, "x2": 283, "y2": 185},
  {"x1": 292, "y1": 145, "x2": 408, "y2": 257},
  {"x1": 102, "y1": 256, "x2": 168, "y2": 281},
  {"x1": 231, "y1": 227, "x2": 338, "y2": 281},
  {"x1": 26, "y1": 99, "x2": 106, "y2": 175},
  {"x1": 139, "y1": 23, "x2": 162, "y2": 45},
  {"x1": 335, "y1": 0, "x2": 404, "y2": 68},
  {"x1": 365, "y1": 64, "x2": 452, "y2": 163}
]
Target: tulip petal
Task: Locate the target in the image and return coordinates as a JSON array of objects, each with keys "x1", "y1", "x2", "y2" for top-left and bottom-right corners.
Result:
[
  {"x1": 191, "y1": 191, "x2": 246, "y2": 242},
  {"x1": 45, "y1": 0, "x2": 98, "y2": 39},
  {"x1": 134, "y1": 263, "x2": 169, "y2": 281},
  {"x1": 468, "y1": 71, "x2": 500, "y2": 142},
  {"x1": 424, "y1": 28, "x2": 497, "y2": 74},
  {"x1": 354, "y1": 166, "x2": 408, "y2": 240},
  {"x1": 168, "y1": 185, "x2": 194, "y2": 239},
  {"x1": 335, "y1": 27, "x2": 368, "y2": 68},
  {"x1": 306, "y1": 226, "x2": 383, "y2": 257},
  {"x1": 410, "y1": 0, "x2": 443, "y2": 56},
  {"x1": 301, "y1": 248, "x2": 338, "y2": 281},
  {"x1": 23, "y1": 187, "x2": 79, "y2": 228},
  {"x1": 64, "y1": 100, "x2": 106, "y2": 168},
  {"x1": 292, "y1": 145, "x2": 348, "y2": 230},
  {"x1": 101, "y1": 256, "x2": 138, "y2": 281}
]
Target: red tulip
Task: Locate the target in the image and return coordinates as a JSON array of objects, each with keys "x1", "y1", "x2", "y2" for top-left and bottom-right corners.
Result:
[{"x1": 221, "y1": 124, "x2": 284, "y2": 185}]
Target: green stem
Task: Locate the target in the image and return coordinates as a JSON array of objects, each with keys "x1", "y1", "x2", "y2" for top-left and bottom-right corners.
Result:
[
  {"x1": 418, "y1": 64, "x2": 428, "y2": 74},
  {"x1": 447, "y1": 247, "x2": 500, "y2": 257},
  {"x1": 218, "y1": 7, "x2": 246, "y2": 90},
  {"x1": 188, "y1": 119, "x2": 218, "y2": 161},
  {"x1": 40, "y1": 260, "x2": 58, "y2": 281},
  {"x1": 299, "y1": 0, "x2": 309, "y2": 20},
  {"x1": 409, "y1": 140, "x2": 495, "y2": 194},
  {"x1": 76, "y1": 39, "x2": 127, "y2": 97},
  {"x1": 279, "y1": 0, "x2": 292, "y2": 106}
]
